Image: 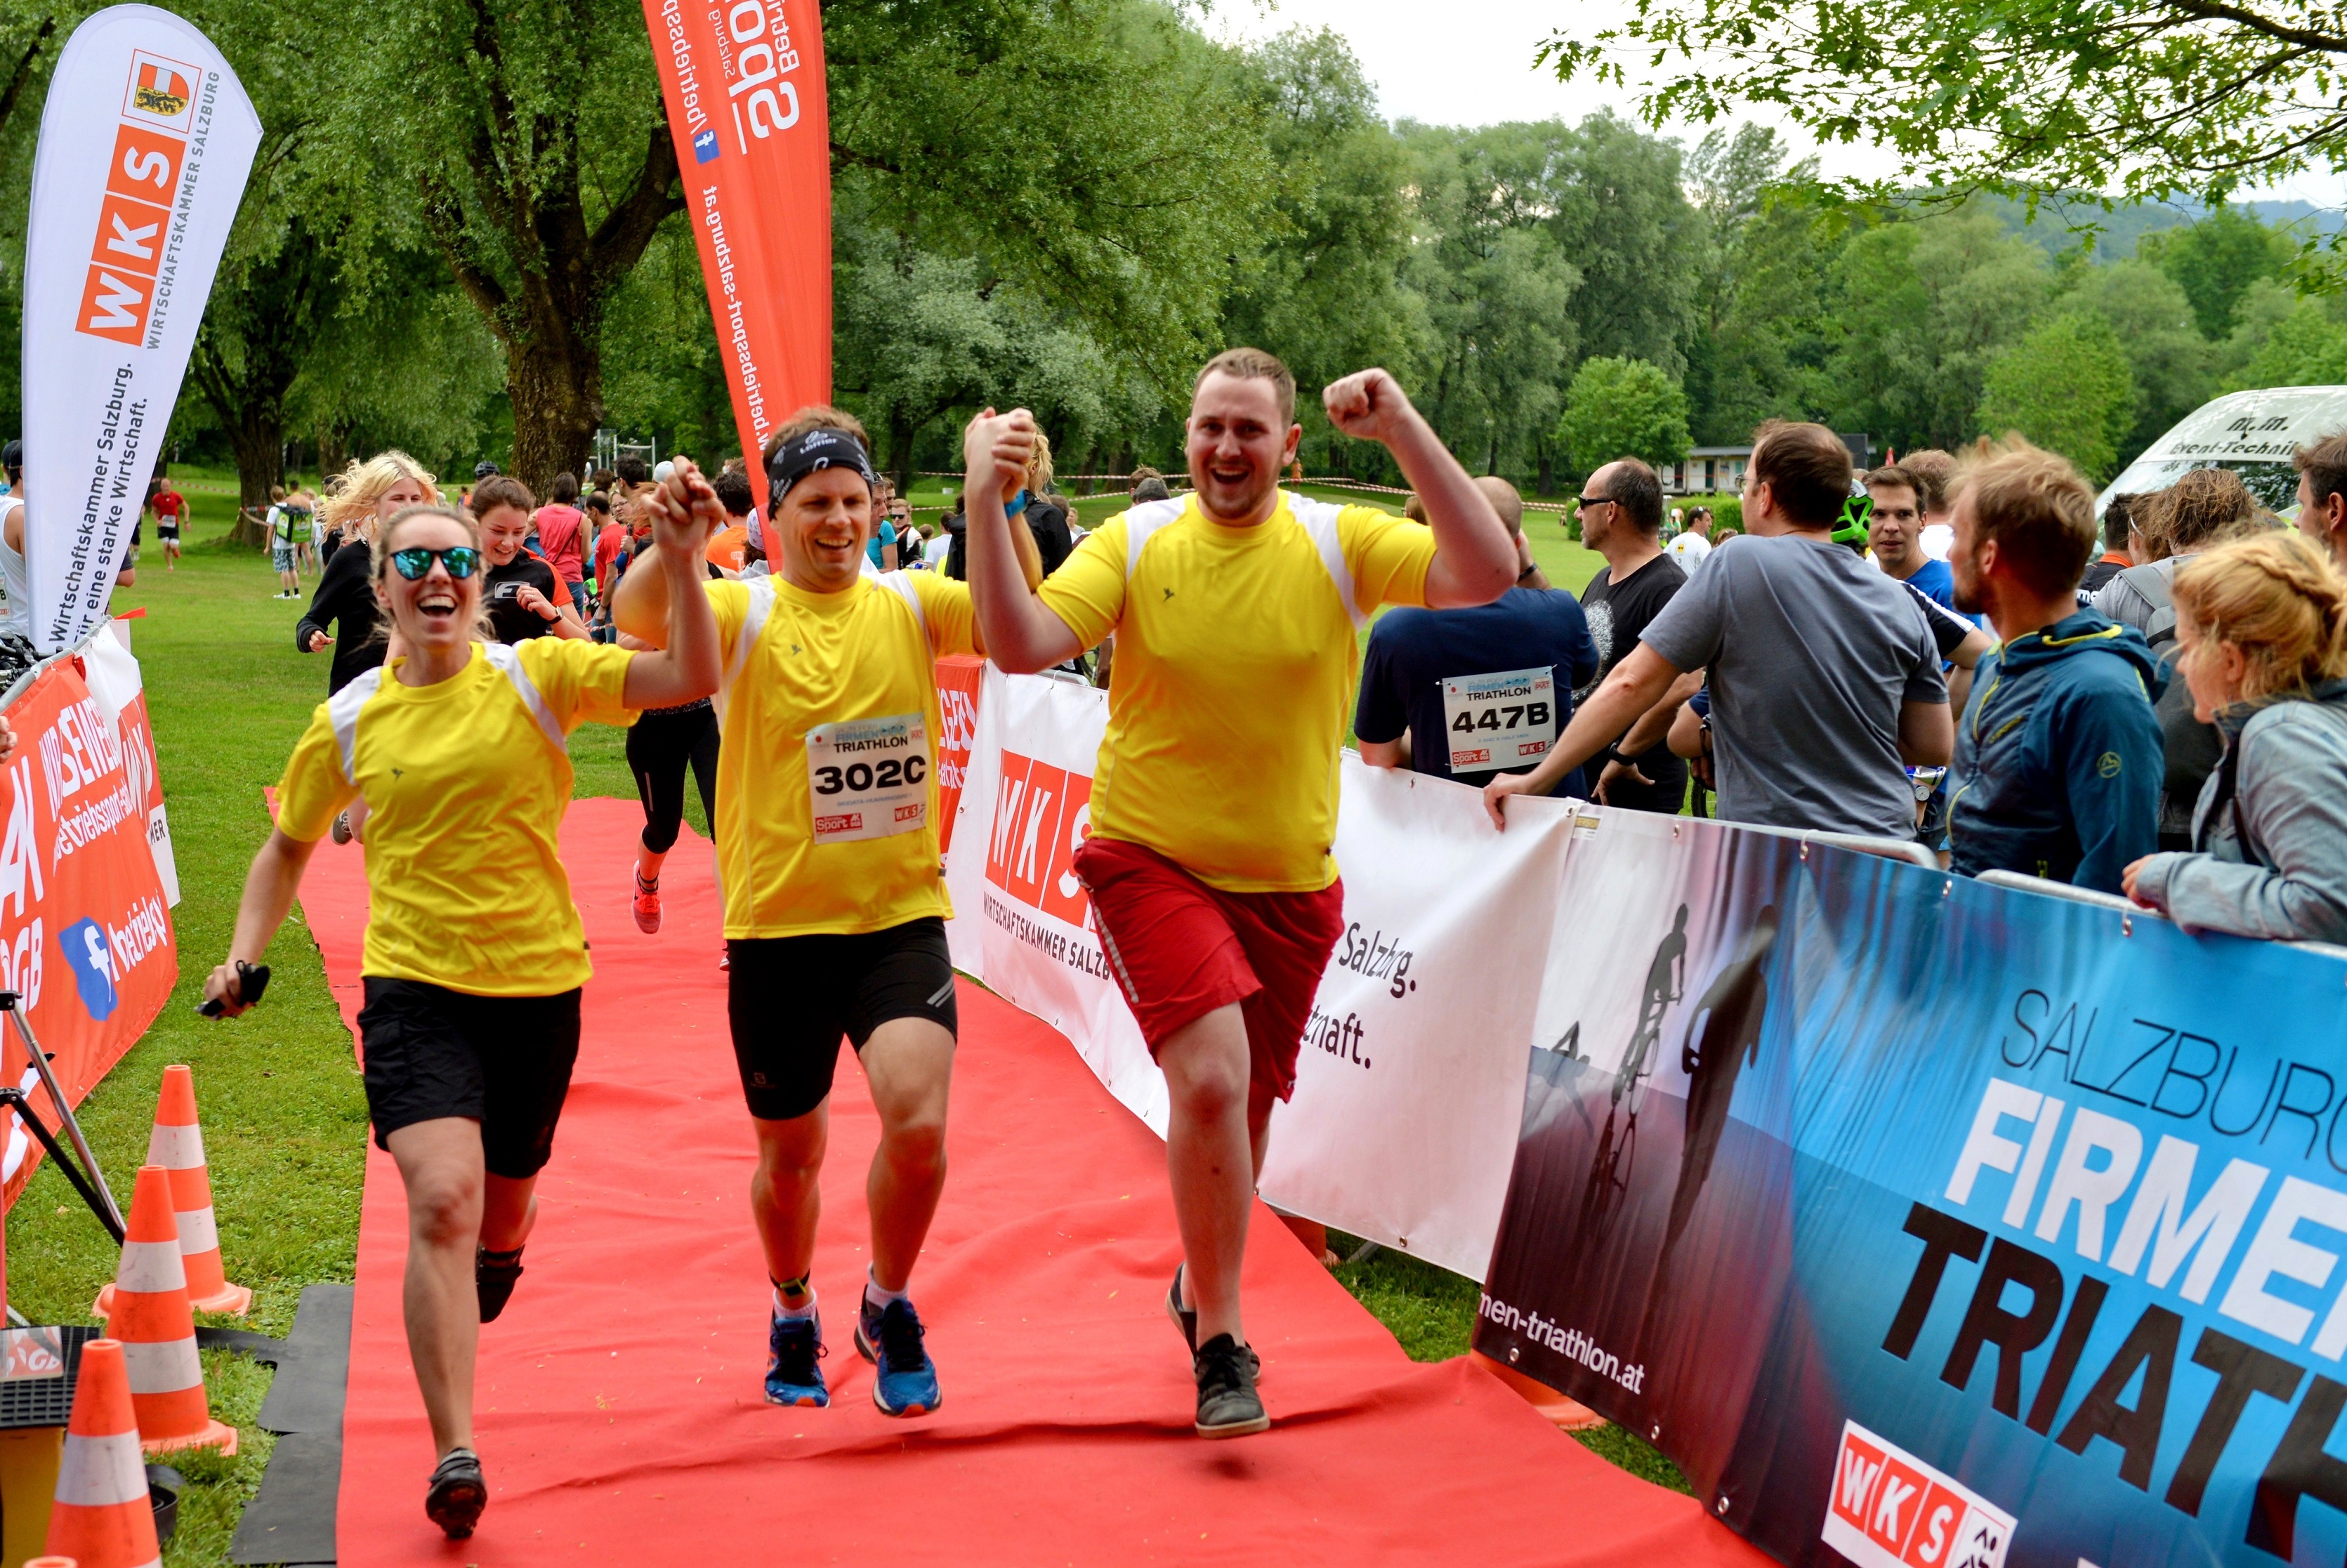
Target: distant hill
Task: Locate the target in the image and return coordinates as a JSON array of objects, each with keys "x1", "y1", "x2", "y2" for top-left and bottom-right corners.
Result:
[{"x1": 1980, "y1": 193, "x2": 2345, "y2": 260}]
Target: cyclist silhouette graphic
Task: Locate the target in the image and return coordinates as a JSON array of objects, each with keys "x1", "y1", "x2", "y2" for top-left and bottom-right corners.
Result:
[{"x1": 1615, "y1": 903, "x2": 1689, "y2": 1106}]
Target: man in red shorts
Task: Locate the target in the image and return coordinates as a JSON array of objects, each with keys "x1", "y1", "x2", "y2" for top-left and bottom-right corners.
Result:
[{"x1": 961, "y1": 349, "x2": 1514, "y2": 1436}]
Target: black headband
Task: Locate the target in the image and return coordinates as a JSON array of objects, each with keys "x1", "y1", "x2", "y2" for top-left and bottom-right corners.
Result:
[{"x1": 766, "y1": 428, "x2": 876, "y2": 507}]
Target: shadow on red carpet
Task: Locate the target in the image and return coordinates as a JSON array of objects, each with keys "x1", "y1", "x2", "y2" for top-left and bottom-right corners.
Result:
[{"x1": 296, "y1": 796, "x2": 1770, "y2": 1566}]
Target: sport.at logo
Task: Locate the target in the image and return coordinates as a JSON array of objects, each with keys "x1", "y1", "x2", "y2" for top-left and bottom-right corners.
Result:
[
  {"x1": 1820, "y1": 1421, "x2": 2013, "y2": 1568},
  {"x1": 985, "y1": 749, "x2": 1092, "y2": 927}
]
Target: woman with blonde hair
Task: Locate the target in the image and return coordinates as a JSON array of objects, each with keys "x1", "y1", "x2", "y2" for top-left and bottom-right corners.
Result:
[
  {"x1": 2122, "y1": 531, "x2": 2347, "y2": 942},
  {"x1": 297, "y1": 452, "x2": 441, "y2": 843}
]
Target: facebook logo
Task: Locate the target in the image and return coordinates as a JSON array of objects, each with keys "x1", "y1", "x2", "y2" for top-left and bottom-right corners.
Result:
[
  {"x1": 692, "y1": 129, "x2": 720, "y2": 164},
  {"x1": 59, "y1": 918, "x2": 115, "y2": 1021}
]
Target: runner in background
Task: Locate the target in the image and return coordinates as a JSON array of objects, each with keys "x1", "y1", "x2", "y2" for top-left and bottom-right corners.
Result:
[
  {"x1": 204, "y1": 492, "x2": 720, "y2": 1540},
  {"x1": 150, "y1": 471, "x2": 187, "y2": 571},
  {"x1": 960, "y1": 350, "x2": 1516, "y2": 1439},
  {"x1": 1356, "y1": 476, "x2": 1598, "y2": 795},
  {"x1": 298, "y1": 452, "x2": 441, "y2": 845},
  {"x1": 706, "y1": 466, "x2": 755, "y2": 574},
  {"x1": 1905, "y1": 449, "x2": 1958, "y2": 561},
  {"x1": 475, "y1": 477, "x2": 587, "y2": 643},
  {"x1": 269, "y1": 486, "x2": 301, "y2": 598},
  {"x1": 614, "y1": 415, "x2": 1044, "y2": 1424},
  {"x1": 1663, "y1": 505, "x2": 1713, "y2": 569},
  {"x1": 0, "y1": 443, "x2": 41, "y2": 676},
  {"x1": 534, "y1": 473, "x2": 588, "y2": 607}
]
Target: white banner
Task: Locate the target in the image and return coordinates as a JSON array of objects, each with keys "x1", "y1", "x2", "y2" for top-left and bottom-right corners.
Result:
[
  {"x1": 1257, "y1": 758, "x2": 1577, "y2": 1279},
  {"x1": 943, "y1": 671, "x2": 1585, "y2": 1279},
  {"x1": 943, "y1": 667, "x2": 1166, "y2": 1131},
  {"x1": 22, "y1": 6, "x2": 261, "y2": 652}
]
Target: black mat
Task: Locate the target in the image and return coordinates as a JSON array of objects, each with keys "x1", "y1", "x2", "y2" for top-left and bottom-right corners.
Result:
[{"x1": 227, "y1": 1282, "x2": 350, "y2": 1567}]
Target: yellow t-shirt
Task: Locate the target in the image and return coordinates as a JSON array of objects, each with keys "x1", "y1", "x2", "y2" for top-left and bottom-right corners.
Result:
[
  {"x1": 1037, "y1": 492, "x2": 1437, "y2": 892},
  {"x1": 709, "y1": 570, "x2": 978, "y2": 937},
  {"x1": 275, "y1": 639, "x2": 639, "y2": 995}
]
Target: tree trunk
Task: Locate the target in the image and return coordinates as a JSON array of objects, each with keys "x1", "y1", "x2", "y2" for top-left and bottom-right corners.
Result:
[
  {"x1": 888, "y1": 411, "x2": 916, "y2": 496},
  {"x1": 228, "y1": 411, "x2": 282, "y2": 549},
  {"x1": 508, "y1": 345, "x2": 602, "y2": 503},
  {"x1": 317, "y1": 419, "x2": 352, "y2": 486}
]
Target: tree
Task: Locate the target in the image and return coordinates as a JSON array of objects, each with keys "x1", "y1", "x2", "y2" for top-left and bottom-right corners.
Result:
[
  {"x1": 2222, "y1": 293, "x2": 2347, "y2": 390},
  {"x1": 187, "y1": 215, "x2": 340, "y2": 543},
  {"x1": 1539, "y1": 1, "x2": 2347, "y2": 210},
  {"x1": 1976, "y1": 313, "x2": 2138, "y2": 482},
  {"x1": 2136, "y1": 206, "x2": 2296, "y2": 338},
  {"x1": 1681, "y1": 125, "x2": 1836, "y2": 443},
  {"x1": 2058, "y1": 258, "x2": 2210, "y2": 467},
  {"x1": 322, "y1": 0, "x2": 681, "y2": 495},
  {"x1": 1556, "y1": 356, "x2": 1691, "y2": 475},
  {"x1": 1826, "y1": 209, "x2": 2050, "y2": 452}
]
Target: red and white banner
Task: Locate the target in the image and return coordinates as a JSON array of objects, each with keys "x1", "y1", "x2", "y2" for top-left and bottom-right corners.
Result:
[
  {"x1": 640, "y1": 0, "x2": 832, "y2": 509},
  {"x1": 934, "y1": 654, "x2": 984, "y2": 855},
  {"x1": 942, "y1": 667, "x2": 1584, "y2": 1277},
  {"x1": 0, "y1": 625, "x2": 180, "y2": 1206},
  {"x1": 21, "y1": 7, "x2": 260, "y2": 652}
]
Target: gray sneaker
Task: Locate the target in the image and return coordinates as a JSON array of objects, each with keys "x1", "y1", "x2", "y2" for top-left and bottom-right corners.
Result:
[{"x1": 1193, "y1": 1333, "x2": 1268, "y2": 1438}]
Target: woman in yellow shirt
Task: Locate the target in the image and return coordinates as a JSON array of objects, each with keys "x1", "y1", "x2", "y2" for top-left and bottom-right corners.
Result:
[{"x1": 202, "y1": 482, "x2": 720, "y2": 1541}]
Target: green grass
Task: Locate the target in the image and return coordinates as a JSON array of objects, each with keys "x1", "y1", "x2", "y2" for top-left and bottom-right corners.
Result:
[
  {"x1": 1324, "y1": 1232, "x2": 1690, "y2": 1494},
  {"x1": 9, "y1": 501, "x2": 1665, "y2": 1563}
]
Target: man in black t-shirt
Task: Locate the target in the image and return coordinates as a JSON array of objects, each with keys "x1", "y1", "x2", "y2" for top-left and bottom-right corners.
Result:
[{"x1": 1573, "y1": 459, "x2": 1701, "y2": 812}]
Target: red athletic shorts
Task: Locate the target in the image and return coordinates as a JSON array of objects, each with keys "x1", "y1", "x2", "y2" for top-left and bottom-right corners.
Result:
[{"x1": 1073, "y1": 835, "x2": 1346, "y2": 1102}]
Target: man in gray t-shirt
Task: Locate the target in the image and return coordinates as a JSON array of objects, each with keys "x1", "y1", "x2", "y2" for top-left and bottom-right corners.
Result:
[
  {"x1": 1638, "y1": 532, "x2": 1946, "y2": 834},
  {"x1": 1485, "y1": 420, "x2": 1953, "y2": 838}
]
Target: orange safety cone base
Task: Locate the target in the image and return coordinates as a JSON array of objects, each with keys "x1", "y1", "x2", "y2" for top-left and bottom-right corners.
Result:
[
  {"x1": 139, "y1": 1417, "x2": 235, "y2": 1458},
  {"x1": 1466, "y1": 1350, "x2": 1612, "y2": 1432},
  {"x1": 95, "y1": 1281, "x2": 251, "y2": 1317},
  {"x1": 188, "y1": 1282, "x2": 252, "y2": 1315}
]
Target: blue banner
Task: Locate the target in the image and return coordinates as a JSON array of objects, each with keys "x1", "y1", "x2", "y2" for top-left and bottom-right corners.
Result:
[{"x1": 1475, "y1": 806, "x2": 2347, "y2": 1567}]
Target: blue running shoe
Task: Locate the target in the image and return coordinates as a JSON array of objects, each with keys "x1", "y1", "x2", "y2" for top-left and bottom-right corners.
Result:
[
  {"x1": 765, "y1": 1306, "x2": 828, "y2": 1407},
  {"x1": 855, "y1": 1295, "x2": 941, "y2": 1416}
]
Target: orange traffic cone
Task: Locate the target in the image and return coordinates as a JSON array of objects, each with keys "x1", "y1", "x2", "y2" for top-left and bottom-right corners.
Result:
[
  {"x1": 99, "y1": 1166, "x2": 234, "y2": 1456},
  {"x1": 96, "y1": 1067, "x2": 247, "y2": 1317},
  {"x1": 43, "y1": 1338, "x2": 159, "y2": 1568}
]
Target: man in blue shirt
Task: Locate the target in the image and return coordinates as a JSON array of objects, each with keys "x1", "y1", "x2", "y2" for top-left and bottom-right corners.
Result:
[
  {"x1": 1355, "y1": 477, "x2": 1601, "y2": 795},
  {"x1": 1866, "y1": 464, "x2": 1957, "y2": 612}
]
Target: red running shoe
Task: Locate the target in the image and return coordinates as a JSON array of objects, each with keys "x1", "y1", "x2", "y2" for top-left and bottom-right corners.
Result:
[{"x1": 633, "y1": 870, "x2": 662, "y2": 934}]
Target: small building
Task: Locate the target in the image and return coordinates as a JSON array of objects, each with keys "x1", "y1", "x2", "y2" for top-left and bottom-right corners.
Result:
[{"x1": 1664, "y1": 435, "x2": 1874, "y2": 496}]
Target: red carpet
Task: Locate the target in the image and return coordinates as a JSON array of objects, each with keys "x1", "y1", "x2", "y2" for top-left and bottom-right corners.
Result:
[{"x1": 300, "y1": 796, "x2": 1768, "y2": 1566}]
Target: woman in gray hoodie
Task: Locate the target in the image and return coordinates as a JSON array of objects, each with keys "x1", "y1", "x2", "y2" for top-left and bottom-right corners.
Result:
[{"x1": 2123, "y1": 532, "x2": 2347, "y2": 943}]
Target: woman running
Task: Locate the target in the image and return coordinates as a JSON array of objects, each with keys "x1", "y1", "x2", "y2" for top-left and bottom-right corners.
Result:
[
  {"x1": 203, "y1": 482, "x2": 719, "y2": 1540},
  {"x1": 298, "y1": 453, "x2": 439, "y2": 843}
]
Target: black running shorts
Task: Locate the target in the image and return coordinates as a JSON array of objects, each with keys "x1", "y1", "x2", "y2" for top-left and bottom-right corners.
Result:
[
  {"x1": 357, "y1": 978, "x2": 582, "y2": 1178},
  {"x1": 726, "y1": 918, "x2": 958, "y2": 1121}
]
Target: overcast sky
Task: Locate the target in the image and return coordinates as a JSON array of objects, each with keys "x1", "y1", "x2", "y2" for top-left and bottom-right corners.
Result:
[{"x1": 1212, "y1": 0, "x2": 2346, "y2": 209}]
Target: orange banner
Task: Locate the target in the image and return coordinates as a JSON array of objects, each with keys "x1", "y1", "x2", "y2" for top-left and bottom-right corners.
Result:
[
  {"x1": 640, "y1": 0, "x2": 832, "y2": 513},
  {"x1": 0, "y1": 639, "x2": 178, "y2": 1207},
  {"x1": 935, "y1": 654, "x2": 985, "y2": 855}
]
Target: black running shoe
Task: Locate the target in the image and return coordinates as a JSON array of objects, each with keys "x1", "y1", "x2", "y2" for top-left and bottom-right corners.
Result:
[
  {"x1": 476, "y1": 1246, "x2": 525, "y2": 1324},
  {"x1": 1166, "y1": 1264, "x2": 1260, "y2": 1381},
  {"x1": 426, "y1": 1447, "x2": 487, "y2": 1539},
  {"x1": 1193, "y1": 1333, "x2": 1268, "y2": 1439}
]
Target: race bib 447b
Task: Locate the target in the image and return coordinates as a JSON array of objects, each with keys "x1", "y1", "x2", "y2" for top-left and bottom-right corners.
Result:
[
  {"x1": 807, "y1": 711, "x2": 931, "y2": 843},
  {"x1": 1441, "y1": 667, "x2": 1556, "y2": 773}
]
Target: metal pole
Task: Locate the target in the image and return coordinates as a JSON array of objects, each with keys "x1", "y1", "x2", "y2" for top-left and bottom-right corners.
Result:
[{"x1": 1, "y1": 994, "x2": 122, "y2": 1232}]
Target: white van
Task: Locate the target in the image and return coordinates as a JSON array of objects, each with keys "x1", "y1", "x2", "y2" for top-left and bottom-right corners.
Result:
[{"x1": 2097, "y1": 385, "x2": 2347, "y2": 518}]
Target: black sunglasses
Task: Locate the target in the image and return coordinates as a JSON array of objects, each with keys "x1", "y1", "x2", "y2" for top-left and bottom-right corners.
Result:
[
  {"x1": 388, "y1": 545, "x2": 482, "y2": 581},
  {"x1": 1576, "y1": 494, "x2": 1615, "y2": 509}
]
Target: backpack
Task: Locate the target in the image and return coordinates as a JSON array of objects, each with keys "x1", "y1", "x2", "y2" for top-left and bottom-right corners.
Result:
[{"x1": 2128, "y1": 562, "x2": 2224, "y2": 839}]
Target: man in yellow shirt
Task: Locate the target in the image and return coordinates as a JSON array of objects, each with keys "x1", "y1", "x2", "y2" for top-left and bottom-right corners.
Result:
[
  {"x1": 617, "y1": 408, "x2": 1038, "y2": 1421},
  {"x1": 961, "y1": 349, "x2": 1516, "y2": 1436}
]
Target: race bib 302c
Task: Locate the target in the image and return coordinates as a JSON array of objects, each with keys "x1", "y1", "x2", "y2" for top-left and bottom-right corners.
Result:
[
  {"x1": 806, "y1": 711, "x2": 931, "y2": 843},
  {"x1": 1440, "y1": 667, "x2": 1556, "y2": 773}
]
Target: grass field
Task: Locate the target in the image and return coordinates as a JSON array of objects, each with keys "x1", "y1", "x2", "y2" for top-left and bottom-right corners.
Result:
[{"x1": 10, "y1": 484, "x2": 1675, "y2": 1563}]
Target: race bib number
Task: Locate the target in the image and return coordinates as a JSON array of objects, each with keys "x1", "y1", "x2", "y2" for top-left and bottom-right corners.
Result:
[
  {"x1": 1441, "y1": 666, "x2": 1556, "y2": 773},
  {"x1": 807, "y1": 711, "x2": 931, "y2": 843}
]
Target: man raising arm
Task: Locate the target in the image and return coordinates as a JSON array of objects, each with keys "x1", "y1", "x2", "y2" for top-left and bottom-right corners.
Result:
[{"x1": 964, "y1": 352, "x2": 1511, "y2": 1442}]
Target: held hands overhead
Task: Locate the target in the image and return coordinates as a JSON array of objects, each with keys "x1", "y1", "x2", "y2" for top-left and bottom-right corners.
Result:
[
  {"x1": 964, "y1": 407, "x2": 1037, "y2": 495},
  {"x1": 642, "y1": 457, "x2": 725, "y2": 552},
  {"x1": 1322, "y1": 368, "x2": 1416, "y2": 444}
]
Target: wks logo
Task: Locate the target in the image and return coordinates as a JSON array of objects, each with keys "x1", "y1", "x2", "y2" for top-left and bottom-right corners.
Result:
[
  {"x1": 692, "y1": 128, "x2": 720, "y2": 164},
  {"x1": 1822, "y1": 1421, "x2": 2011, "y2": 1568},
  {"x1": 59, "y1": 918, "x2": 116, "y2": 1021}
]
